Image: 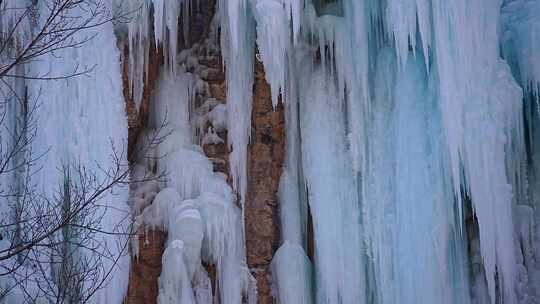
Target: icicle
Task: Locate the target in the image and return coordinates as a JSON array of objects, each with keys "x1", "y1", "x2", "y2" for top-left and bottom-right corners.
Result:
[
  {"x1": 299, "y1": 65, "x2": 366, "y2": 304},
  {"x1": 252, "y1": 0, "x2": 289, "y2": 107},
  {"x1": 385, "y1": 0, "x2": 431, "y2": 68},
  {"x1": 121, "y1": 0, "x2": 190, "y2": 108},
  {"x1": 283, "y1": 0, "x2": 303, "y2": 45},
  {"x1": 363, "y1": 48, "x2": 398, "y2": 304},
  {"x1": 122, "y1": 0, "x2": 150, "y2": 110},
  {"x1": 152, "y1": 0, "x2": 182, "y2": 74},
  {"x1": 501, "y1": 0, "x2": 540, "y2": 101},
  {"x1": 270, "y1": 242, "x2": 313, "y2": 304},
  {"x1": 217, "y1": 0, "x2": 255, "y2": 205}
]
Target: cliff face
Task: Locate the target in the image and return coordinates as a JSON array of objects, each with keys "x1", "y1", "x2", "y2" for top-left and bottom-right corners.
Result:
[
  {"x1": 245, "y1": 56, "x2": 285, "y2": 304},
  {"x1": 123, "y1": 1, "x2": 283, "y2": 303},
  {"x1": 124, "y1": 230, "x2": 166, "y2": 304}
]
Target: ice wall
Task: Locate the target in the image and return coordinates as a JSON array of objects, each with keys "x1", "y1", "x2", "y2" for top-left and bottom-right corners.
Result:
[
  {"x1": 0, "y1": 1, "x2": 131, "y2": 303},
  {"x1": 502, "y1": 1, "x2": 540, "y2": 302},
  {"x1": 238, "y1": 0, "x2": 532, "y2": 303}
]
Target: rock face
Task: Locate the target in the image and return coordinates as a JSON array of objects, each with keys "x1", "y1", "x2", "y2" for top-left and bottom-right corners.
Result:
[
  {"x1": 124, "y1": 229, "x2": 167, "y2": 304},
  {"x1": 122, "y1": 21, "x2": 164, "y2": 304},
  {"x1": 245, "y1": 56, "x2": 285, "y2": 304}
]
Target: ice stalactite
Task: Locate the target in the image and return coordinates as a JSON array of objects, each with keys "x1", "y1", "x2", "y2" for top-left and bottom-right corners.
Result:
[
  {"x1": 119, "y1": 0, "x2": 152, "y2": 110},
  {"x1": 118, "y1": 0, "x2": 195, "y2": 109},
  {"x1": 392, "y1": 53, "x2": 470, "y2": 304},
  {"x1": 299, "y1": 65, "x2": 366, "y2": 304},
  {"x1": 152, "y1": 0, "x2": 181, "y2": 74},
  {"x1": 252, "y1": 0, "x2": 290, "y2": 107},
  {"x1": 216, "y1": 0, "x2": 255, "y2": 206},
  {"x1": 423, "y1": 2, "x2": 524, "y2": 302},
  {"x1": 363, "y1": 48, "x2": 398, "y2": 304},
  {"x1": 363, "y1": 48, "x2": 471, "y2": 304}
]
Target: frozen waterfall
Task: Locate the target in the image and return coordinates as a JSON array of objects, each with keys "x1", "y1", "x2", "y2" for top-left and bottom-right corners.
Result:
[{"x1": 2, "y1": 0, "x2": 540, "y2": 303}]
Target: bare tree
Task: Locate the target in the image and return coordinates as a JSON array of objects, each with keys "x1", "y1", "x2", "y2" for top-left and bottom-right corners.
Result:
[{"x1": 0, "y1": 0, "x2": 164, "y2": 303}]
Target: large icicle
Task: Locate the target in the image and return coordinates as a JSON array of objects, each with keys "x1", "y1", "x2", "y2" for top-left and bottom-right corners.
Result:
[
  {"x1": 299, "y1": 65, "x2": 366, "y2": 304},
  {"x1": 217, "y1": 0, "x2": 255, "y2": 205},
  {"x1": 252, "y1": 0, "x2": 290, "y2": 107},
  {"x1": 152, "y1": 0, "x2": 182, "y2": 74},
  {"x1": 392, "y1": 53, "x2": 469, "y2": 304},
  {"x1": 269, "y1": 38, "x2": 313, "y2": 303}
]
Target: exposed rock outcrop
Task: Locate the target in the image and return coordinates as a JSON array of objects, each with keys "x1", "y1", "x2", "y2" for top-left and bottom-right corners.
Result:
[
  {"x1": 124, "y1": 230, "x2": 167, "y2": 304},
  {"x1": 245, "y1": 55, "x2": 285, "y2": 304}
]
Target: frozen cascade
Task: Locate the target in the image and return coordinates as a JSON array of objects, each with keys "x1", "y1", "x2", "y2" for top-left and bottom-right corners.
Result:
[
  {"x1": 362, "y1": 49, "x2": 471, "y2": 304},
  {"x1": 4, "y1": 0, "x2": 540, "y2": 303},
  {"x1": 502, "y1": 1, "x2": 540, "y2": 302},
  {"x1": 158, "y1": 240, "x2": 197, "y2": 304},
  {"x1": 0, "y1": 1, "x2": 130, "y2": 303},
  {"x1": 136, "y1": 66, "x2": 255, "y2": 303},
  {"x1": 253, "y1": 1, "x2": 527, "y2": 303}
]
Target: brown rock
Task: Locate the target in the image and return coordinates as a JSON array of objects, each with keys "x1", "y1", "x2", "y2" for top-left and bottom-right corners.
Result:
[
  {"x1": 209, "y1": 82, "x2": 227, "y2": 102},
  {"x1": 244, "y1": 52, "x2": 285, "y2": 304},
  {"x1": 124, "y1": 229, "x2": 167, "y2": 304},
  {"x1": 123, "y1": 40, "x2": 163, "y2": 162}
]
